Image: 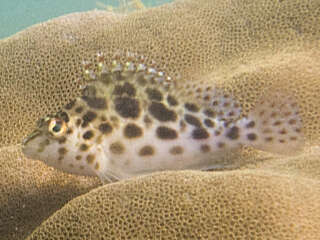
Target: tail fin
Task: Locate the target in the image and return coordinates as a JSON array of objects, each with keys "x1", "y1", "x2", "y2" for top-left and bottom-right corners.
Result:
[{"x1": 237, "y1": 93, "x2": 304, "y2": 155}]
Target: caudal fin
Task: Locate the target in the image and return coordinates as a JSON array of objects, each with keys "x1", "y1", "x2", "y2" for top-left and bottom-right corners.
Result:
[{"x1": 238, "y1": 93, "x2": 304, "y2": 155}]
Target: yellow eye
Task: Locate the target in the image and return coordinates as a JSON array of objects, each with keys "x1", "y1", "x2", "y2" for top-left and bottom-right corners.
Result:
[{"x1": 48, "y1": 118, "x2": 67, "y2": 137}]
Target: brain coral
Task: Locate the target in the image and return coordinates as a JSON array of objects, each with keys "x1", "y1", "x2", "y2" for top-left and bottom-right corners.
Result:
[
  {"x1": 0, "y1": 145, "x2": 100, "y2": 240},
  {"x1": 0, "y1": 0, "x2": 319, "y2": 239},
  {"x1": 27, "y1": 170, "x2": 320, "y2": 240}
]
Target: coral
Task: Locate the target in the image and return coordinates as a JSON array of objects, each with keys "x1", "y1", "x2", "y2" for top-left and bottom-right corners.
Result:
[
  {"x1": 27, "y1": 170, "x2": 320, "y2": 240},
  {"x1": 0, "y1": 145, "x2": 100, "y2": 240},
  {"x1": 249, "y1": 146, "x2": 320, "y2": 181},
  {"x1": 0, "y1": 0, "x2": 319, "y2": 239}
]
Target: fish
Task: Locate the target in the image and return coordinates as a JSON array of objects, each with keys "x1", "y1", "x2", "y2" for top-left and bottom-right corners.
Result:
[{"x1": 22, "y1": 53, "x2": 304, "y2": 182}]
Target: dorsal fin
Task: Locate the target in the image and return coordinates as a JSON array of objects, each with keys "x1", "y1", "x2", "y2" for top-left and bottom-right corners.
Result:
[{"x1": 81, "y1": 52, "x2": 175, "y2": 92}]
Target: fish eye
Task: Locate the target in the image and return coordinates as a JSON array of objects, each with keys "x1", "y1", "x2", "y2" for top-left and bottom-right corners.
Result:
[{"x1": 48, "y1": 118, "x2": 67, "y2": 137}]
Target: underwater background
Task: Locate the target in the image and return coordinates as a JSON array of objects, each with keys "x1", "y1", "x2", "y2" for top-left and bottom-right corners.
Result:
[{"x1": 0, "y1": 0, "x2": 172, "y2": 39}]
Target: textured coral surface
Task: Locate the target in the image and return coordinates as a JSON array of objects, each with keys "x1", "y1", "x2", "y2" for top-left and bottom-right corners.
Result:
[
  {"x1": 0, "y1": 0, "x2": 319, "y2": 239},
  {"x1": 27, "y1": 170, "x2": 320, "y2": 240}
]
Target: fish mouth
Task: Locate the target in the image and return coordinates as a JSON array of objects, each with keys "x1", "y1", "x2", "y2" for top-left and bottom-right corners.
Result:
[{"x1": 22, "y1": 130, "x2": 42, "y2": 146}]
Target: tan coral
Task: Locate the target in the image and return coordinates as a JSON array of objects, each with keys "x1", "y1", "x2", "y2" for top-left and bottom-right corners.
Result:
[
  {"x1": 0, "y1": 145, "x2": 100, "y2": 240},
  {"x1": 26, "y1": 170, "x2": 320, "y2": 240}
]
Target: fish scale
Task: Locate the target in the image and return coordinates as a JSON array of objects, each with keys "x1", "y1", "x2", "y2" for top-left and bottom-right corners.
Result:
[{"x1": 22, "y1": 53, "x2": 304, "y2": 182}]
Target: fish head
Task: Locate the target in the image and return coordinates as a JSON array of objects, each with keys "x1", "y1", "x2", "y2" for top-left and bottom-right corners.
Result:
[{"x1": 22, "y1": 108, "x2": 100, "y2": 176}]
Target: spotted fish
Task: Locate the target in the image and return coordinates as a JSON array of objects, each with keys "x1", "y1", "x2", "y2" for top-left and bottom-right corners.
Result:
[{"x1": 22, "y1": 53, "x2": 304, "y2": 182}]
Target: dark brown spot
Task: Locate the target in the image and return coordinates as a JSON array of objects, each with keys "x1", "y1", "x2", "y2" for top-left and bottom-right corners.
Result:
[
  {"x1": 270, "y1": 112, "x2": 277, "y2": 118},
  {"x1": 76, "y1": 119, "x2": 82, "y2": 127},
  {"x1": 204, "y1": 109, "x2": 216, "y2": 118},
  {"x1": 80, "y1": 165, "x2": 85, "y2": 170},
  {"x1": 81, "y1": 96, "x2": 107, "y2": 110},
  {"x1": 233, "y1": 102, "x2": 240, "y2": 108},
  {"x1": 149, "y1": 102, "x2": 177, "y2": 122},
  {"x1": 228, "y1": 111, "x2": 235, "y2": 117},
  {"x1": 58, "y1": 147, "x2": 67, "y2": 155},
  {"x1": 114, "y1": 97, "x2": 140, "y2": 119},
  {"x1": 259, "y1": 110, "x2": 265, "y2": 116},
  {"x1": 288, "y1": 119, "x2": 297, "y2": 125},
  {"x1": 246, "y1": 121, "x2": 255, "y2": 128},
  {"x1": 124, "y1": 123, "x2": 143, "y2": 138},
  {"x1": 137, "y1": 74, "x2": 147, "y2": 86},
  {"x1": 113, "y1": 82, "x2": 136, "y2": 97},
  {"x1": 184, "y1": 114, "x2": 202, "y2": 128},
  {"x1": 214, "y1": 131, "x2": 221, "y2": 136},
  {"x1": 99, "y1": 122, "x2": 113, "y2": 134},
  {"x1": 76, "y1": 155, "x2": 82, "y2": 161},
  {"x1": 82, "y1": 111, "x2": 97, "y2": 128},
  {"x1": 58, "y1": 111, "x2": 69, "y2": 123},
  {"x1": 212, "y1": 100, "x2": 219, "y2": 106},
  {"x1": 204, "y1": 119, "x2": 214, "y2": 128},
  {"x1": 139, "y1": 145, "x2": 155, "y2": 156},
  {"x1": 279, "y1": 129, "x2": 287, "y2": 135},
  {"x1": 167, "y1": 95, "x2": 178, "y2": 106},
  {"x1": 200, "y1": 144, "x2": 210, "y2": 153},
  {"x1": 196, "y1": 88, "x2": 202, "y2": 93},
  {"x1": 58, "y1": 137, "x2": 66, "y2": 144},
  {"x1": 66, "y1": 128, "x2": 73, "y2": 135},
  {"x1": 65, "y1": 100, "x2": 75, "y2": 110},
  {"x1": 279, "y1": 139, "x2": 286, "y2": 143},
  {"x1": 265, "y1": 137, "x2": 273, "y2": 142},
  {"x1": 185, "y1": 103, "x2": 199, "y2": 112},
  {"x1": 217, "y1": 142, "x2": 225, "y2": 148},
  {"x1": 156, "y1": 126, "x2": 178, "y2": 139},
  {"x1": 83, "y1": 130, "x2": 94, "y2": 140},
  {"x1": 226, "y1": 126, "x2": 239, "y2": 140},
  {"x1": 247, "y1": 133, "x2": 257, "y2": 141},
  {"x1": 75, "y1": 106, "x2": 83, "y2": 113},
  {"x1": 273, "y1": 121, "x2": 282, "y2": 126},
  {"x1": 80, "y1": 143, "x2": 89, "y2": 151},
  {"x1": 223, "y1": 102, "x2": 230, "y2": 107},
  {"x1": 192, "y1": 128, "x2": 209, "y2": 139},
  {"x1": 146, "y1": 88, "x2": 163, "y2": 101},
  {"x1": 290, "y1": 136, "x2": 298, "y2": 141},
  {"x1": 110, "y1": 142, "x2": 125, "y2": 154},
  {"x1": 86, "y1": 154, "x2": 95, "y2": 164},
  {"x1": 217, "y1": 110, "x2": 224, "y2": 117},
  {"x1": 203, "y1": 95, "x2": 210, "y2": 101},
  {"x1": 169, "y1": 146, "x2": 184, "y2": 155}
]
